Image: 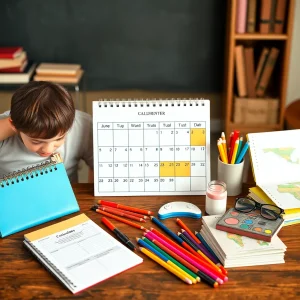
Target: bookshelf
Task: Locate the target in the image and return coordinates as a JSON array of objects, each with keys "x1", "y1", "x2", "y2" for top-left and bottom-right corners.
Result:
[{"x1": 223, "y1": 0, "x2": 295, "y2": 138}]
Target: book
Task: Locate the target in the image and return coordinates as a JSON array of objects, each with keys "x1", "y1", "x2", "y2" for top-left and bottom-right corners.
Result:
[
  {"x1": 236, "y1": 0, "x2": 248, "y2": 33},
  {"x1": 0, "y1": 153, "x2": 79, "y2": 237},
  {"x1": 201, "y1": 215, "x2": 286, "y2": 268},
  {"x1": 34, "y1": 69, "x2": 83, "y2": 84},
  {"x1": 244, "y1": 47, "x2": 256, "y2": 98},
  {"x1": 36, "y1": 63, "x2": 81, "y2": 76},
  {"x1": 235, "y1": 45, "x2": 247, "y2": 97},
  {"x1": 23, "y1": 213, "x2": 143, "y2": 294},
  {"x1": 248, "y1": 186, "x2": 300, "y2": 226},
  {"x1": 256, "y1": 47, "x2": 279, "y2": 97},
  {"x1": 0, "y1": 60, "x2": 28, "y2": 73},
  {"x1": 259, "y1": 0, "x2": 272, "y2": 33},
  {"x1": 0, "y1": 51, "x2": 27, "y2": 68},
  {"x1": 93, "y1": 99, "x2": 210, "y2": 196},
  {"x1": 247, "y1": 129, "x2": 300, "y2": 211},
  {"x1": 246, "y1": 0, "x2": 257, "y2": 33},
  {"x1": 0, "y1": 62, "x2": 36, "y2": 84},
  {"x1": 255, "y1": 47, "x2": 270, "y2": 88},
  {"x1": 216, "y1": 208, "x2": 284, "y2": 242},
  {"x1": 274, "y1": 0, "x2": 288, "y2": 33},
  {"x1": 0, "y1": 46, "x2": 23, "y2": 59}
]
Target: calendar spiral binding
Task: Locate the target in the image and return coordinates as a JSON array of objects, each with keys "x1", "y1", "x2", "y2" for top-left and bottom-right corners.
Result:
[
  {"x1": 0, "y1": 153, "x2": 62, "y2": 188},
  {"x1": 97, "y1": 98, "x2": 207, "y2": 108},
  {"x1": 29, "y1": 243, "x2": 76, "y2": 288}
]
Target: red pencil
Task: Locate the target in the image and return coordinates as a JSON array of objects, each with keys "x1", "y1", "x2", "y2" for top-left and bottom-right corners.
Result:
[
  {"x1": 97, "y1": 200, "x2": 153, "y2": 216},
  {"x1": 100, "y1": 204, "x2": 150, "y2": 220},
  {"x1": 91, "y1": 206, "x2": 146, "y2": 230},
  {"x1": 96, "y1": 205, "x2": 146, "y2": 222}
]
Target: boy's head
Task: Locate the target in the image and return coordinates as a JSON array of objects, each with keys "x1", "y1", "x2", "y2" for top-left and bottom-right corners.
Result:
[{"x1": 10, "y1": 81, "x2": 75, "y2": 157}]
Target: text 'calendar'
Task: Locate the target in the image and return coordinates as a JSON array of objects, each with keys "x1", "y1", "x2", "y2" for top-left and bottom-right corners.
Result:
[{"x1": 93, "y1": 99, "x2": 210, "y2": 196}]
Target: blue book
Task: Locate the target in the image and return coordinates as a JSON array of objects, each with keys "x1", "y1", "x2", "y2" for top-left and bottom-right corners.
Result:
[{"x1": 0, "y1": 153, "x2": 79, "y2": 237}]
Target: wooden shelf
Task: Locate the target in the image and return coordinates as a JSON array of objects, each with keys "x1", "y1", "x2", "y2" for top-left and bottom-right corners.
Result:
[
  {"x1": 235, "y1": 34, "x2": 288, "y2": 40},
  {"x1": 223, "y1": 0, "x2": 295, "y2": 138}
]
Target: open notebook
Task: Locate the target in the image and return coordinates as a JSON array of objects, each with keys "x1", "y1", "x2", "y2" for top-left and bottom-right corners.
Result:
[{"x1": 24, "y1": 214, "x2": 143, "y2": 294}]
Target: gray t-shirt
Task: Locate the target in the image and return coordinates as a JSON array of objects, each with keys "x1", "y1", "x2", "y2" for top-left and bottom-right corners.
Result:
[{"x1": 0, "y1": 110, "x2": 93, "y2": 182}]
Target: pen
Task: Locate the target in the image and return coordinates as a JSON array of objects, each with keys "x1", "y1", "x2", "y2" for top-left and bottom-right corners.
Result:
[{"x1": 101, "y1": 217, "x2": 136, "y2": 251}]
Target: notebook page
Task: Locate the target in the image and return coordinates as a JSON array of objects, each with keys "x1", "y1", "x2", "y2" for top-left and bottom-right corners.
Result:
[{"x1": 25, "y1": 215, "x2": 142, "y2": 293}]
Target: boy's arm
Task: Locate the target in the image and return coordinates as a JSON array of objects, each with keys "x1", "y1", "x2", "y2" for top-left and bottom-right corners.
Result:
[{"x1": 0, "y1": 118, "x2": 16, "y2": 141}]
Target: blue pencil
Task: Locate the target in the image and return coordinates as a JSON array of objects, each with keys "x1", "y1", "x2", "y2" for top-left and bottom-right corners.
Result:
[{"x1": 235, "y1": 141, "x2": 249, "y2": 164}]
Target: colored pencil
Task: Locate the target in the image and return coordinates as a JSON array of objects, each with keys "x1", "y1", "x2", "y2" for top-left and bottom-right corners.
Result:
[
  {"x1": 235, "y1": 140, "x2": 249, "y2": 164},
  {"x1": 150, "y1": 216, "x2": 196, "y2": 254},
  {"x1": 221, "y1": 132, "x2": 228, "y2": 160},
  {"x1": 236, "y1": 136, "x2": 243, "y2": 158},
  {"x1": 141, "y1": 237, "x2": 200, "y2": 282},
  {"x1": 136, "y1": 238, "x2": 197, "y2": 284},
  {"x1": 143, "y1": 237, "x2": 219, "y2": 288},
  {"x1": 217, "y1": 139, "x2": 228, "y2": 163},
  {"x1": 176, "y1": 218, "x2": 201, "y2": 244},
  {"x1": 178, "y1": 232, "x2": 227, "y2": 282},
  {"x1": 139, "y1": 247, "x2": 193, "y2": 285},
  {"x1": 144, "y1": 231, "x2": 223, "y2": 284},
  {"x1": 91, "y1": 206, "x2": 146, "y2": 230},
  {"x1": 180, "y1": 229, "x2": 219, "y2": 264},
  {"x1": 230, "y1": 138, "x2": 240, "y2": 164},
  {"x1": 100, "y1": 204, "x2": 150, "y2": 219},
  {"x1": 101, "y1": 217, "x2": 136, "y2": 251},
  {"x1": 228, "y1": 130, "x2": 240, "y2": 162},
  {"x1": 150, "y1": 228, "x2": 226, "y2": 281},
  {"x1": 96, "y1": 205, "x2": 146, "y2": 222},
  {"x1": 97, "y1": 200, "x2": 153, "y2": 216}
]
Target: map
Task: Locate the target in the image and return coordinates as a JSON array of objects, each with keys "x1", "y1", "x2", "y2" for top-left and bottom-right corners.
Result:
[
  {"x1": 277, "y1": 182, "x2": 300, "y2": 201},
  {"x1": 264, "y1": 147, "x2": 300, "y2": 164},
  {"x1": 227, "y1": 233, "x2": 269, "y2": 247}
]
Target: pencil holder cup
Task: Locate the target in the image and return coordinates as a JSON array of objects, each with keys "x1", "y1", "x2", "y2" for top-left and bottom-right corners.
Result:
[{"x1": 217, "y1": 157, "x2": 244, "y2": 196}]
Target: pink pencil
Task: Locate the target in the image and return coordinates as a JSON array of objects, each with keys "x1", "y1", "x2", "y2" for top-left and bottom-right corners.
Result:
[{"x1": 144, "y1": 231, "x2": 223, "y2": 284}]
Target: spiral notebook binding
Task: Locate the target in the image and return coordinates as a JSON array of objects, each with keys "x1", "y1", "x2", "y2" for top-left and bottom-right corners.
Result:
[
  {"x1": 29, "y1": 243, "x2": 76, "y2": 288},
  {"x1": 97, "y1": 98, "x2": 207, "y2": 108},
  {"x1": 0, "y1": 153, "x2": 62, "y2": 188}
]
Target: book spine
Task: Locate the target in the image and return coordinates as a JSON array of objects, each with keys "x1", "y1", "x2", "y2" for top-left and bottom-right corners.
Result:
[
  {"x1": 259, "y1": 0, "x2": 273, "y2": 33},
  {"x1": 246, "y1": 0, "x2": 257, "y2": 33},
  {"x1": 235, "y1": 45, "x2": 247, "y2": 97},
  {"x1": 236, "y1": 0, "x2": 248, "y2": 33},
  {"x1": 255, "y1": 47, "x2": 270, "y2": 88},
  {"x1": 256, "y1": 47, "x2": 279, "y2": 97},
  {"x1": 244, "y1": 47, "x2": 256, "y2": 98},
  {"x1": 274, "y1": 0, "x2": 288, "y2": 33}
]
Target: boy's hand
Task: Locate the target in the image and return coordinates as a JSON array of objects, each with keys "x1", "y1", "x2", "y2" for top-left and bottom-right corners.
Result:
[{"x1": 0, "y1": 117, "x2": 17, "y2": 141}]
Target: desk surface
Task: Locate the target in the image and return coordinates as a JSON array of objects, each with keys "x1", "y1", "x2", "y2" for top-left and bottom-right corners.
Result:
[{"x1": 1, "y1": 183, "x2": 299, "y2": 300}]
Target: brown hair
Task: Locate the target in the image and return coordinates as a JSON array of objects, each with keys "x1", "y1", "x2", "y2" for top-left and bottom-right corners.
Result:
[{"x1": 10, "y1": 81, "x2": 75, "y2": 139}]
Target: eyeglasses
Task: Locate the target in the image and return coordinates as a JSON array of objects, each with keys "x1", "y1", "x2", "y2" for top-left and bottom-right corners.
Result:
[{"x1": 235, "y1": 197, "x2": 284, "y2": 220}]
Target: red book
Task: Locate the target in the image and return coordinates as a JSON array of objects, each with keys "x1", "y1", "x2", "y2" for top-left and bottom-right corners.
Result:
[{"x1": 0, "y1": 47, "x2": 23, "y2": 59}]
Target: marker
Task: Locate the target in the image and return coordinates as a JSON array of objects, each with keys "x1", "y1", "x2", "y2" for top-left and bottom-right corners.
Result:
[{"x1": 101, "y1": 217, "x2": 136, "y2": 251}]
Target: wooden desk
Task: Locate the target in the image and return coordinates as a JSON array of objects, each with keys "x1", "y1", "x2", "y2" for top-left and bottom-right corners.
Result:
[{"x1": 1, "y1": 184, "x2": 299, "y2": 299}]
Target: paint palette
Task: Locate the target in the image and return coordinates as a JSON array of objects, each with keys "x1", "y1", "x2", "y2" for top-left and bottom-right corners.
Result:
[{"x1": 215, "y1": 208, "x2": 284, "y2": 242}]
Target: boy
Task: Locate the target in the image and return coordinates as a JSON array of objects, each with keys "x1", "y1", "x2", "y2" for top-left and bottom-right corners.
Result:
[{"x1": 0, "y1": 81, "x2": 94, "y2": 183}]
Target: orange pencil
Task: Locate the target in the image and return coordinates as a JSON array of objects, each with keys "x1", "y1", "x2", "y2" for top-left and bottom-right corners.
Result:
[
  {"x1": 97, "y1": 200, "x2": 153, "y2": 216},
  {"x1": 100, "y1": 204, "x2": 150, "y2": 219},
  {"x1": 176, "y1": 218, "x2": 201, "y2": 245},
  {"x1": 91, "y1": 206, "x2": 147, "y2": 230},
  {"x1": 96, "y1": 205, "x2": 146, "y2": 222}
]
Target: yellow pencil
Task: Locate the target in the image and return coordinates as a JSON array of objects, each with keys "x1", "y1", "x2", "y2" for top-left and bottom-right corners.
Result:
[
  {"x1": 139, "y1": 247, "x2": 193, "y2": 285},
  {"x1": 221, "y1": 132, "x2": 228, "y2": 160},
  {"x1": 230, "y1": 139, "x2": 240, "y2": 164},
  {"x1": 217, "y1": 139, "x2": 228, "y2": 164}
]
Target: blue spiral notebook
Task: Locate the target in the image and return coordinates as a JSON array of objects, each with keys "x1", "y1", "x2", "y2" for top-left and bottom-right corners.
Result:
[{"x1": 0, "y1": 153, "x2": 79, "y2": 237}]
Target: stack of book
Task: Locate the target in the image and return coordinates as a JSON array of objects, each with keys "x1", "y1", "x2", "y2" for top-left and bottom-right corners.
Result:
[
  {"x1": 0, "y1": 46, "x2": 36, "y2": 83},
  {"x1": 34, "y1": 63, "x2": 83, "y2": 84},
  {"x1": 236, "y1": 0, "x2": 288, "y2": 34},
  {"x1": 200, "y1": 215, "x2": 286, "y2": 268},
  {"x1": 247, "y1": 130, "x2": 300, "y2": 226}
]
